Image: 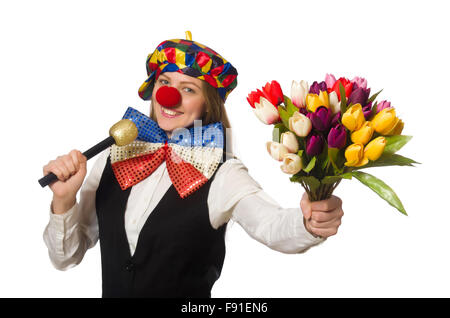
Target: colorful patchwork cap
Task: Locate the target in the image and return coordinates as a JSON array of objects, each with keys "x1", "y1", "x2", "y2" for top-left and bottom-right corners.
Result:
[{"x1": 138, "y1": 31, "x2": 238, "y2": 102}]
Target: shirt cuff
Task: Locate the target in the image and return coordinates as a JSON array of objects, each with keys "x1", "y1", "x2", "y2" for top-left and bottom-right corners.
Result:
[{"x1": 47, "y1": 201, "x2": 78, "y2": 256}]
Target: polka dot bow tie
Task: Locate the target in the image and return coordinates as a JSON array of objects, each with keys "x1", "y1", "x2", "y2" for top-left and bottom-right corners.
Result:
[{"x1": 110, "y1": 107, "x2": 225, "y2": 198}]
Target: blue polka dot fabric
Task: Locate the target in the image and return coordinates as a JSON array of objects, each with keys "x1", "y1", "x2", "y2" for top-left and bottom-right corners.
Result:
[{"x1": 121, "y1": 106, "x2": 224, "y2": 149}]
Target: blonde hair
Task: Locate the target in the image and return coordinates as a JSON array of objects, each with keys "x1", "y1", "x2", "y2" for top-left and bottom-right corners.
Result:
[{"x1": 150, "y1": 80, "x2": 235, "y2": 158}]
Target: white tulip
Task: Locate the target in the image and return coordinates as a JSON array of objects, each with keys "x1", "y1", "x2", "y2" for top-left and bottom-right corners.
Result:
[
  {"x1": 280, "y1": 153, "x2": 303, "y2": 174},
  {"x1": 253, "y1": 97, "x2": 280, "y2": 125},
  {"x1": 288, "y1": 111, "x2": 312, "y2": 137},
  {"x1": 266, "y1": 141, "x2": 289, "y2": 161},
  {"x1": 328, "y1": 91, "x2": 340, "y2": 115},
  {"x1": 280, "y1": 131, "x2": 299, "y2": 153},
  {"x1": 291, "y1": 80, "x2": 309, "y2": 108}
]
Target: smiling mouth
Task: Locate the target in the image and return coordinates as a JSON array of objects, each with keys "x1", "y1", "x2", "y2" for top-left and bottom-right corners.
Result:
[{"x1": 160, "y1": 106, "x2": 183, "y2": 118}]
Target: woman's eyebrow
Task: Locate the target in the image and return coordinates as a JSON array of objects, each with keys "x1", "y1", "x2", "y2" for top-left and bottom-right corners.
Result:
[
  {"x1": 159, "y1": 74, "x2": 200, "y2": 89},
  {"x1": 180, "y1": 81, "x2": 200, "y2": 89}
]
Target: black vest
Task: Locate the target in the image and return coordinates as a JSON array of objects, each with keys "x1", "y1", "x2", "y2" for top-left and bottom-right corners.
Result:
[{"x1": 95, "y1": 151, "x2": 228, "y2": 298}]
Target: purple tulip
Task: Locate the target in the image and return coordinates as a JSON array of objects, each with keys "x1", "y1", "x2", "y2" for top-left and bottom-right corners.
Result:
[
  {"x1": 331, "y1": 112, "x2": 341, "y2": 127},
  {"x1": 309, "y1": 81, "x2": 328, "y2": 95},
  {"x1": 307, "y1": 106, "x2": 332, "y2": 132},
  {"x1": 348, "y1": 87, "x2": 371, "y2": 106},
  {"x1": 306, "y1": 133, "x2": 324, "y2": 156},
  {"x1": 362, "y1": 102, "x2": 373, "y2": 120},
  {"x1": 377, "y1": 100, "x2": 391, "y2": 113},
  {"x1": 327, "y1": 124, "x2": 347, "y2": 149}
]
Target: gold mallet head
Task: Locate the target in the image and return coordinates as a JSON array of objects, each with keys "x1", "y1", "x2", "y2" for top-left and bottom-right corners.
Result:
[{"x1": 109, "y1": 119, "x2": 138, "y2": 146}]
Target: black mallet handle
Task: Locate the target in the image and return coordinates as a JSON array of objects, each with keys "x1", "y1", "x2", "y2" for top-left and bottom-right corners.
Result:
[{"x1": 38, "y1": 136, "x2": 115, "y2": 188}]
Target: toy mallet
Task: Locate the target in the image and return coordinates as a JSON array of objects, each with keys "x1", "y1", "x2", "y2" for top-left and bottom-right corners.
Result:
[{"x1": 38, "y1": 119, "x2": 138, "y2": 187}]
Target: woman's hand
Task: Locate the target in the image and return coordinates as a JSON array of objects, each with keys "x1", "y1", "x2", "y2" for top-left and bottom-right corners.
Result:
[
  {"x1": 300, "y1": 192, "x2": 344, "y2": 238},
  {"x1": 42, "y1": 149, "x2": 87, "y2": 214}
]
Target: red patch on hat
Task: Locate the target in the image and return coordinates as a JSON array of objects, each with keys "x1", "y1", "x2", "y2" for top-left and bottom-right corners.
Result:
[
  {"x1": 203, "y1": 74, "x2": 218, "y2": 88},
  {"x1": 148, "y1": 62, "x2": 159, "y2": 73},
  {"x1": 222, "y1": 74, "x2": 237, "y2": 87},
  {"x1": 164, "y1": 47, "x2": 176, "y2": 63},
  {"x1": 179, "y1": 39, "x2": 193, "y2": 46},
  {"x1": 209, "y1": 65, "x2": 224, "y2": 77},
  {"x1": 195, "y1": 51, "x2": 211, "y2": 68},
  {"x1": 155, "y1": 68, "x2": 162, "y2": 80}
]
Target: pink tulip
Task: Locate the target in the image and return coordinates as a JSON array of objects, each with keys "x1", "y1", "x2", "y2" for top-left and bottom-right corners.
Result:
[
  {"x1": 325, "y1": 73, "x2": 336, "y2": 90},
  {"x1": 376, "y1": 100, "x2": 392, "y2": 113},
  {"x1": 351, "y1": 76, "x2": 368, "y2": 90}
]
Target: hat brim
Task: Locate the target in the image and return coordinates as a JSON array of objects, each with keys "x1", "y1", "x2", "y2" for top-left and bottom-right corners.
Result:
[{"x1": 138, "y1": 71, "x2": 157, "y2": 101}]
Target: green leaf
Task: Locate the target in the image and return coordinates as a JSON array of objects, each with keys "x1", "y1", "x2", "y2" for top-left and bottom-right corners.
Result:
[
  {"x1": 303, "y1": 156, "x2": 316, "y2": 173},
  {"x1": 283, "y1": 95, "x2": 298, "y2": 117},
  {"x1": 272, "y1": 123, "x2": 289, "y2": 142},
  {"x1": 369, "y1": 101, "x2": 378, "y2": 120},
  {"x1": 277, "y1": 105, "x2": 290, "y2": 129},
  {"x1": 367, "y1": 89, "x2": 383, "y2": 104},
  {"x1": 321, "y1": 157, "x2": 330, "y2": 170},
  {"x1": 297, "y1": 149, "x2": 304, "y2": 157},
  {"x1": 328, "y1": 148, "x2": 340, "y2": 170},
  {"x1": 339, "y1": 83, "x2": 347, "y2": 115},
  {"x1": 290, "y1": 174, "x2": 321, "y2": 193},
  {"x1": 383, "y1": 135, "x2": 413, "y2": 155},
  {"x1": 317, "y1": 142, "x2": 329, "y2": 169},
  {"x1": 352, "y1": 153, "x2": 420, "y2": 170},
  {"x1": 321, "y1": 173, "x2": 353, "y2": 184},
  {"x1": 301, "y1": 176, "x2": 321, "y2": 193},
  {"x1": 351, "y1": 171, "x2": 407, "y2": 215}
]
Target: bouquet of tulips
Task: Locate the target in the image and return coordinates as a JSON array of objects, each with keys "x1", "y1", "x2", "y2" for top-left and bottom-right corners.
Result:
[{"x1": 247, "y1": 74, "x2": 419, "y2": 215}]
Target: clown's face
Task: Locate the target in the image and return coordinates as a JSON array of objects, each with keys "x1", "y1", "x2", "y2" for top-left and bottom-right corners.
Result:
[{"x1": 151, "y1": 71, "x2": 206, "y2": 137}]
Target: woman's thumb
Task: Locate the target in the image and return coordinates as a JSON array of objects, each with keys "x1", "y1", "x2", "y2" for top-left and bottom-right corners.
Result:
[
  {"x1": 78, "y1": 153, "x2": 87, "y2": 172},
  {"x1": 300, "y1": 192, "x2": 312, "y2": 219}
]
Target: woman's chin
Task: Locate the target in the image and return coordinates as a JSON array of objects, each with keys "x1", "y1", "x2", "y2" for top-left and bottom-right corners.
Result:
[{"x1": 157, "y1": 116, "x2": 182, "y2": 133}]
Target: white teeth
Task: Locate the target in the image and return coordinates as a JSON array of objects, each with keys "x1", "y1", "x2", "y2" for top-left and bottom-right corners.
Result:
[{"x1": 162, "y1": 107, "x2": 181, "y2": 116}]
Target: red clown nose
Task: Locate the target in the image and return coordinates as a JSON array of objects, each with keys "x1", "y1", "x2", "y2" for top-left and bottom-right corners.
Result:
[{"x1": 155, "y1": 86, "x2": 181, "y2": 108}]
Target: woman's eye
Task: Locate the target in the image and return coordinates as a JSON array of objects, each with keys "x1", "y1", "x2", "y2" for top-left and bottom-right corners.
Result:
[
  {"x1": 159, "y1": 79, "x2": 169, "y2": 85},
  {"x1": 183, "y1": 87, "x2": 194, "y2": 93}
]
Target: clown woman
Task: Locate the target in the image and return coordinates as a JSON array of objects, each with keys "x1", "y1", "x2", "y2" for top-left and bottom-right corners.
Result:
[{"x1": 42, "y1": 31, "x2": 343, "y2": 297}]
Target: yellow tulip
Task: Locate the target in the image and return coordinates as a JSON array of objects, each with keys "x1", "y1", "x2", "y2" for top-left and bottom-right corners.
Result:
[
  {"x1": 351, "y1": 121, "x2": 374, "y2": 145},
  {"x1": 364, "y1": 136, "x2": 387, "y2": 161},
  {"x1": 384, "y1": 118, "x2": 404, "y2": 136},
  {"x1": 306, "y1": 90, "x2": 329, "y2": 112},
  {"x1": 371, "y1": 108, "x2": 397, "y2": 134},
  {"x1": 342, "y1": 104, "x2": 365, "y2": 132},
  {"x1": 344, "y1": 143, "x2": 369, "y2": 167}
]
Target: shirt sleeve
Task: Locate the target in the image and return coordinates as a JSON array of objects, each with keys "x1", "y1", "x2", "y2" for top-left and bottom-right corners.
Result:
[
  {"x1": 42, "y1": 148, "x2": 109, "y2": 270},
  {"x1": 208, "y1": 157, "x2": 325, "y2": 254}
]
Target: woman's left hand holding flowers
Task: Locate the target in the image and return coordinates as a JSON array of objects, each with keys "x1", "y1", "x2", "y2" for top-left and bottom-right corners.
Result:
[{"x1": 300, "y1": 192, "x2": 344, "y2": 238}]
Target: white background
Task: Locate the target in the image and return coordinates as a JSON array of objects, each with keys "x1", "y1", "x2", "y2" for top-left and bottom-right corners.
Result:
[{"x1": 1, "y1": 0, "x2": 449, "y2": 297}]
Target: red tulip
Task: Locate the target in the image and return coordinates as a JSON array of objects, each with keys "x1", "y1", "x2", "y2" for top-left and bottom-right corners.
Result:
[
  {"x1": 262, "y1": 80, "x2": 284, "y2": 106},
  {"x1": 247, "y1": 89, "x2": 265, "y2": 108},
  {"x1": 331, "y1": 77, "x2": 353, "y2": 101}
]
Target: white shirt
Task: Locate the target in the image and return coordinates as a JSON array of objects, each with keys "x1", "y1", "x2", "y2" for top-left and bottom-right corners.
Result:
[{"x1": 43, "y1": 148, "x2": 324, "y2": 271}]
